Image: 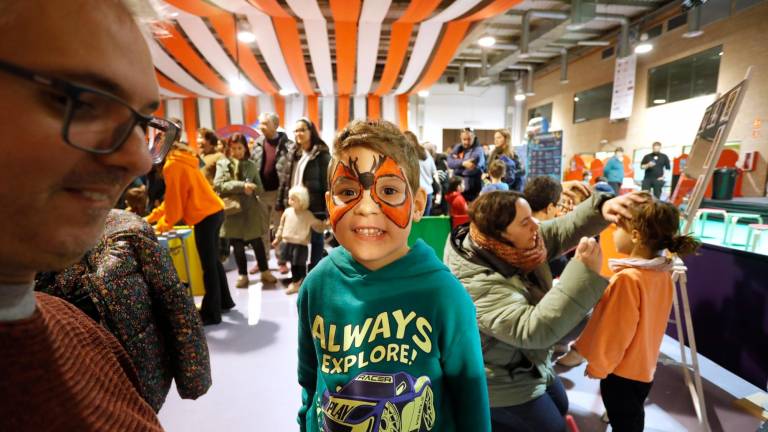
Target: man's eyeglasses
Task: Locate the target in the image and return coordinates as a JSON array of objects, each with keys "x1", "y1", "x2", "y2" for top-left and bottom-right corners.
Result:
[{"x1": 0, "y1": 59, "x2": 178, "y2": 164}]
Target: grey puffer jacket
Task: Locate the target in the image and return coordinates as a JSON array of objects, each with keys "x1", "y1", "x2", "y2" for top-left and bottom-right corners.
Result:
[
  {"x1": 250, "y1": 131, "x2": 297, "y2": 211},
  {"x1": 443, "y1": 193, "x2": 612, "y2": 407}
]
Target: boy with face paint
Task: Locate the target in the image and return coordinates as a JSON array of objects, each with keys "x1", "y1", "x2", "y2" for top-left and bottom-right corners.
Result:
[{"x1": 296, "y1": 120, "x2": 490, "y2": 432}]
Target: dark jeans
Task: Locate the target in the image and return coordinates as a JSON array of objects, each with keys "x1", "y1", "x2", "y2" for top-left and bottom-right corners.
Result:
[
  {"x1": 424, "y1": 194, "x2": 433, "y2": 216},
  {"x1": 601, "y1": 374, "x2": 653, "y2": 432},
  {"x1": 608, "y1": 181, "x2": 622, "y2": 195},
  {"x1": 286, "y1": 243, "x2": 309, "y2": 283},
  {"x1": 309, "y1": 229, "x2": 325, "y2": 271},
  {"x1": 462, "y1": 175, "x2": 482, "y2": 203},
  {"x1": 641, "y1": 178, "x2": 664, "y2": 199},
  {"x1": 230, "y1": 237, "x2": 269, "y2": 275},
  {"x1": 491, "y1": 376, "x2": 568, "y2": 432},
  {"x1": 196, "y1": 211, "x2": 234, "y2": 323}
]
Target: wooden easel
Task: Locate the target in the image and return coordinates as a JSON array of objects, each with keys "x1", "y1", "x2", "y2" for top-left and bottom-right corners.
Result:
[{"x1": 667, "y1": 68, "x2": 752, "y2": 432}]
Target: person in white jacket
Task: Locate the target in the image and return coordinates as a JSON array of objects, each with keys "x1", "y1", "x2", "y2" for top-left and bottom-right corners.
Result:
[{"x1": 272, "y1": 186, "x2": 327, "y2": 294}]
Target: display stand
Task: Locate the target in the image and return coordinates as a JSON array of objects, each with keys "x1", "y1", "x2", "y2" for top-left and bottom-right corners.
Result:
[{"x1": 667, "y1": 68, "x2": 752, "y2": 432}]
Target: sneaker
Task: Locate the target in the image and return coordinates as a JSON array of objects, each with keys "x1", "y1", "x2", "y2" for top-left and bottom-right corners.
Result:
[
  {"x1": 278, "y1": 263, "x2": 289, "y2": 274},
  {"x1": 285, "y1": 282, "x2": 299, "y2": 295},
  {"x1": 235, "y1": 275, "x2": 249, "y2": 289},
  {"x1": 260, "y1": 271, "x2": 277, "y2": 284}
]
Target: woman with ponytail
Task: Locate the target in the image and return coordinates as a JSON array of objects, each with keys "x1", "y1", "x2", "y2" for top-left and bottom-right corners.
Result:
[{"x1": 574, "y1": 192, "x2": 700, "y2": 432}]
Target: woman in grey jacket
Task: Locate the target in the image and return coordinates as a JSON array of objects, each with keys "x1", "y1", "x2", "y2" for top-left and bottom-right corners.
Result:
[{"x1": 444, "y1": 188, "x2": 645, "y2": 431}]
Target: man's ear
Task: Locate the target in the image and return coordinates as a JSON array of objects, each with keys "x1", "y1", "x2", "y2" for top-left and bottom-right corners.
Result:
[
  {"x1": 631, "y1": 229, "x2": 642, "y2": 244},
  {"x1": 412, "y1": 187, "x2": 428, "y2": 223}
]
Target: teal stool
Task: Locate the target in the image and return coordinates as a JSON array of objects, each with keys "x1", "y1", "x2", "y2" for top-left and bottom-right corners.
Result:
[
  {"x1": 694, "y1": 208, "x2": 728, "y2": 240},
  {"x1": 723, "y1": 213, "x2": 764, "y2": 246},
  {"x1": 745, "y1": 224, "x2": 768, "y2": 253}
]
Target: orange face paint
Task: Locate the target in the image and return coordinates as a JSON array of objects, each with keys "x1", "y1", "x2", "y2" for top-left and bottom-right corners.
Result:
[{"x1": 327, "y1": 154, "x2": 412, "y2": 229}]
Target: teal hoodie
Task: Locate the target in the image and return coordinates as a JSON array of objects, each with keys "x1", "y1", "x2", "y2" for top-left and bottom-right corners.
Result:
[{"x1": 297, "y1": 240, "x2": 491, "y2": 432}]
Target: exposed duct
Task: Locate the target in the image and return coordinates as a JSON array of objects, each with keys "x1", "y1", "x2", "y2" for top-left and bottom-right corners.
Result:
[
  {"x1": 481, "y1": 49, "x2": 489, "y2": 77},
  {"x1": 568, "y1": 0, "x2": 597, "y2": 30},
  {"x1": 523, "y1": 65, "x2": 535, "y2": 96},
  {"x1": 458, "y1": 62, "x2": 466, "y2": 92},
  {"x1": 577, "y1": 40, "x2": 611, "y2": 47},
  {"x1": 560, "y1": 49, "x2": 568, "y2": 83},
  {"x1": 594, "y1": 14, "x2": 630, "y2": 57},
  {"x1": 683, "y1": 6, "x2": 703, "y2": 38},
  {"x1": 519, "y1": 10, "x2": 569, "y2": 58}
]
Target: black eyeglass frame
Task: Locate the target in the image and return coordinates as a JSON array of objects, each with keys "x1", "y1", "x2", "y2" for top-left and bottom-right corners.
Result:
[{"x1": 0, "y1": 58, "x2": 178, "y2": 163}]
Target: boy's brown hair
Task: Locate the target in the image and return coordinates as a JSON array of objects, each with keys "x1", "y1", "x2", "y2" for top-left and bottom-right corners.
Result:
[
  {"x1": 331, "y1": 119, "x2": 421, "y2": 194},
  {"x1": 488, "y1": 160, "x2": 507, "y2": 180},
  {"x1": 617, "y1": 192, "x2": 700, "y2": 256}
]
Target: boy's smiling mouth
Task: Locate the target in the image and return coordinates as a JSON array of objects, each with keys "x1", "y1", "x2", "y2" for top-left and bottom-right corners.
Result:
[{"x1": 352, "y1": 226, "x2": 386, "y2": 237}]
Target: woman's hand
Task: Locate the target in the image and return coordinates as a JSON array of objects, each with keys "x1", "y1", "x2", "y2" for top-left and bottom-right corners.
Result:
[
  {"x1": 271, "y1": 238, "x2": 280, "y2": 248},
  {"x1": 574, "y1": 237, "x2": 602, "y2": 274},
  {"x1": 243, "y1": 182, "x2": 255, "y2": 196},
  {"x1": 561, "y1": 181, "x2": 590, "y2": 204},
  {"x1": 601, "y1": 191, "x2": 649, "y2": 223}
]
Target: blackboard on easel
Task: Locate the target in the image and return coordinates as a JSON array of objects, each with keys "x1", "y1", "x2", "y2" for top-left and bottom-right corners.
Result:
[
  {"x1": 526, "y1": 131, "x2": 563, "y2": 181},
  {"x1": 671, "y1": 69, "x2": 751, "y2": 234}
]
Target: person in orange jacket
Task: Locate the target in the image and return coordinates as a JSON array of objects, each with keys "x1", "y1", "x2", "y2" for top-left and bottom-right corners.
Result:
[
  {"x1": 147, "y1": 137, "x2": 233, "y2": 326},
  {"x1": 574, "y1": 194, "x2": 699, "y2": 431}
]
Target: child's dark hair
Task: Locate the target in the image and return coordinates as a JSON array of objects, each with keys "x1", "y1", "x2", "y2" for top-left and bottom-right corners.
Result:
[
  {"x1": 523, "y1": 176, "x2": 562, "y2": 212},
  {"x1": 447, "y1": 176, "x2": 464, "y2": 193},
  {"x1": 618, "y1": 192, "x2": 700, "y2": 256},
  {"x1": 488, "y1": 160, "x2": 506, "y2": 180}
]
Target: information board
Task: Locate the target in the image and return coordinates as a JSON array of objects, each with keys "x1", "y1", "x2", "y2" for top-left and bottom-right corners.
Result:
[{"x1": 526, "y1": 131, "x2": 563, "y2": 181}]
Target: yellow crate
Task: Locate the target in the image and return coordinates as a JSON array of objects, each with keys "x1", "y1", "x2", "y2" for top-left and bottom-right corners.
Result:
[{"x1": 166, "y1": 226, "x2": 205, "y2": 297}]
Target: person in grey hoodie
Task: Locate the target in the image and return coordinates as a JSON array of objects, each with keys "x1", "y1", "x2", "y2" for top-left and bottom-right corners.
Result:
[{"x1": 444, "y1": 187, "x2": 646, "y2": 432}]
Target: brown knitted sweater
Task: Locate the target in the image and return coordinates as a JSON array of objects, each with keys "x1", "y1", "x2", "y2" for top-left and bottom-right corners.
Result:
[{"x1": 0, "y1": 293, "x2": 163, "y2": 431}]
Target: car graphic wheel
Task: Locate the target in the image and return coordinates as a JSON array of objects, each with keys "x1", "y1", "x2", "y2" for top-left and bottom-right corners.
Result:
[
  {"x1": 379, "y1": 401, "x2": 401, "y2": 432},
  {"x1": 421, "y1": 387, "x2": 435, "y2": 430}
]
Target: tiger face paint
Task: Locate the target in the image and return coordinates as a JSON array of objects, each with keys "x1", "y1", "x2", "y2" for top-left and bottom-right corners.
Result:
[{"x1": 327, "y1": 154, "x2": 412, "y2": 229}]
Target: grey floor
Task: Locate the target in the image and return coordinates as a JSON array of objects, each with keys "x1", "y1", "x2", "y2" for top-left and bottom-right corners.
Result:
[{"x1": 158, "y1": 251, "x2": 766, "y2": 432}]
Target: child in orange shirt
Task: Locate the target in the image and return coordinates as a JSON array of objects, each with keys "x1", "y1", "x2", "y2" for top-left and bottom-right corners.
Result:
[{"x1": 573, "y1": 195, "x2": 699, "y2": 432}]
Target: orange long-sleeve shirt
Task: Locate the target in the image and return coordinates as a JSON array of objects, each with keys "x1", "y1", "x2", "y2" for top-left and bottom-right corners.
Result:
[
  {"x1": 574, "y1": 265, "x2": 674, "y2": 383},
  {"x1": 146, "y1": 149, "x2": 224, "y2": 233}
]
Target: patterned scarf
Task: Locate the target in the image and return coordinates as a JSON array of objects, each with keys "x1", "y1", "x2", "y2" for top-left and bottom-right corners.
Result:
[{"x1": 469, "y1": 223, "x2": 547, "y2": 274}]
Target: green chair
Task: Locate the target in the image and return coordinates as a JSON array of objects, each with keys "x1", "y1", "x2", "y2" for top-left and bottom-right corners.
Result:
[
  {"x1": 745, "y1": 224, "x2": 768, "y2": 253},
  {"x1": 723, "y1": 213, "x2": 764, "y2": 246},
  {"x1": 694, "y1": 208, "x2": 728, "y2": 240},
  {"x1": 408, "y1": 216, "x2": 452, "y2": 260}
]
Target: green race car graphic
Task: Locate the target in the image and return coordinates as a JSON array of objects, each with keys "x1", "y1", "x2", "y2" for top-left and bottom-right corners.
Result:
[{"x1": 320, "y1": 372, "x2": 436, "y2": 432}]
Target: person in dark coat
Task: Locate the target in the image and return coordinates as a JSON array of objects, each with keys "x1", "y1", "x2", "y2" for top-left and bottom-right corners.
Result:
[
  {"x1": 288, "y1": 117, "x2": 331, "y2": 270},
  {"x1": 448, "y1": 128, "x2": 486, "y2": 202},
  {"x1": 35, "y1": 210, "x2": 211, "y2": 412}
]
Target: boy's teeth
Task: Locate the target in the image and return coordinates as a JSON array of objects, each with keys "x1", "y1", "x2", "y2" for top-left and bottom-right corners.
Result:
[{"x1": 355, "y1": 228, "x2": 383, "y2": 236}]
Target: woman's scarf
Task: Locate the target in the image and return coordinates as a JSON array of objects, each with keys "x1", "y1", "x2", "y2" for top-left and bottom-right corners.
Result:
[{"x1": 469, "y1": 223, "x2": 547, "y2": 274}]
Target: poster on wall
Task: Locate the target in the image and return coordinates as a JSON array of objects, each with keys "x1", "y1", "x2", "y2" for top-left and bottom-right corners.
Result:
[
  {"x1": 610, "y1": 54, "x2": 637, "y2": 120},
  {"x1": 526, "y1": 131, "x2": 563, "y2": 181}
]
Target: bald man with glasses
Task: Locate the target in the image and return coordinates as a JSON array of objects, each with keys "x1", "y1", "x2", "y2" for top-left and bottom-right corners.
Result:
[{"x1": 0, "y1": 0, "x2": 177, "y2": 429}]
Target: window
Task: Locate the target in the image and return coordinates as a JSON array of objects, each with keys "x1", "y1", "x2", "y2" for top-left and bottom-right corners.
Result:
[
  {"x1": 667, "y1": 13, "x2": 687, "y2": 31},
  {"x1": 601, "y1": 46, "x2": 614, "y2": 60},
  {"x1": 573, "y1": 83, "x2": 613, "y2": 123},
  {"x1": 528, "y1": 103, "x2": 552, "y2": 123},
  {"x1": 648, "y1": 45, "x2": 722, "y2": 106}
]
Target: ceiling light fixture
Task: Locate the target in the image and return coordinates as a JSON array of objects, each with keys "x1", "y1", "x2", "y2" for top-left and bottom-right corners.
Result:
[
  {"x1": 653, "y1": 99, "x2": 667, "y2": 104},
  {"x1": 278, "y1": 88, "x2": 293, "y2": 96},
  {"x1": 230, "y1": 77, "x2": 246, "y2": 95},
  {"x1": 514, "y1": 93, "x2": 527, "y2": 102},
  {"x1": 478, "y1": 36, "x2": 496, "y2": 48},
  {"x1": 634, "y1": 43, "x2": 653, "y2": 54},
  {"x1": 237, "y1": 31, "x2": 256, "y2": 43},
  {"x1": 417, "y1": 90, "x2": 429, "y2": 98},
  {"x1": 574, "y1": 97, "x2": 580, "y2": 102}
]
